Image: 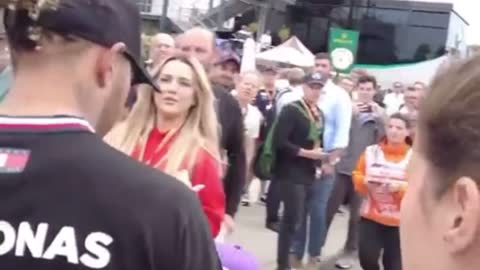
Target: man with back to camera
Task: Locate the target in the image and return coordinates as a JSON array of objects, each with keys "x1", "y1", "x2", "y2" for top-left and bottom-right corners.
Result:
[
  {"x1": 178, "y1": 27, "x2": 246, "y2": 236},
  {"x1": 0, "y1": 1, "x2": 220, "y2": 269}
]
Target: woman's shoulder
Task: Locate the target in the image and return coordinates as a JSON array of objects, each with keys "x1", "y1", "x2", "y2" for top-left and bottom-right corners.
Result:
[
  {"x1": 194, "y1": 147, "x2": 221, "y2": 167},
  {"x1": 190, "y1": 148, "x2": 222, "y2": 182}
]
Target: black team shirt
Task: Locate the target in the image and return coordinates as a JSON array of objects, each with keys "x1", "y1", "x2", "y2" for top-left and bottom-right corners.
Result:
[
  {"x1": 212, "y1": 85, "x2": 246, "y2": 217},
  {"x1": 0, "y1": 115, "x2": 220, "y2": 270}
]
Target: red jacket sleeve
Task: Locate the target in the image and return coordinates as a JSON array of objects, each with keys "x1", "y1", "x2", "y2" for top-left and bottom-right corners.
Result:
[{"x1": 191, "y1": 151, "x2": 226, "y2": 237}]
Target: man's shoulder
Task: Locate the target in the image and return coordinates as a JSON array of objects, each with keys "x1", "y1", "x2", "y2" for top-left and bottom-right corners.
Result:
[
  {"x1": 213, "y1": 86, "x2": 240, "y2": 108},
  {"x1": 68, "y1": 137, "x2": 200, "y2": 215}
]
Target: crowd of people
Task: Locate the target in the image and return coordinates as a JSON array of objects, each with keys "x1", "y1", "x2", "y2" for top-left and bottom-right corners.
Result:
[{"x1": 1, "y1": 1, "x2": 480, "y2": 270}]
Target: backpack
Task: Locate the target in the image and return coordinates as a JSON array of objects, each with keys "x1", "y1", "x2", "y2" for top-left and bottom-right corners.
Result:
[
  {"x1": 252, "y1": 88, "x2": 293, "y2": 180},
  {"x1": 252, "y1": 115, "x2": 279, "y2": 181}
]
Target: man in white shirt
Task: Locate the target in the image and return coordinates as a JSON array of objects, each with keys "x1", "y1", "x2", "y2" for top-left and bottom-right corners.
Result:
[
  {"x1": 275, "y1": 68, "x2": 305, "y2": 116},
  {"x1": 231, "y1": 71, "x2": 263, "y2": 206},
  {"x1": 384, "y1": 81, "x2": 405, "y2": 115}
]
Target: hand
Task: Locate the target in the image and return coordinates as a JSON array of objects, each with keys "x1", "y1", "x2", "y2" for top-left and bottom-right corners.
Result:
[
  {"x1": 387, "y1": 182, "x2": 406, "y2": 193},
  {"x1": 172, "y1": 170, "x2": 205, "y2": 193},
  {"x1": 223, "y1": 214, "x2": 235, "y2": 234},
  {"x1": 310, "y1": 147, "x2": 327, "y2": 160},
  {"x1": 353, "y1": 102, "x2": 370, "y2": 114},
  {"x1": 370, "y1": 102, "x2": 383, "y2": 116},
  {"x1": 321, "y1": 163, "x2": 335, "y2": 176}
]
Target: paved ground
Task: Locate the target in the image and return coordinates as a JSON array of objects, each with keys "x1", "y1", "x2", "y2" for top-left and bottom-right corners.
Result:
[{"x1": 227, "y1": 203, "x2": 361, "y2": 270}]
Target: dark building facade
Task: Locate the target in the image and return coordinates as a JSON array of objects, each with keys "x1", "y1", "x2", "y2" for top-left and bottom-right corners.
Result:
[{"x1": 252, "y1": 0, "x2": 468, "y2": 65}]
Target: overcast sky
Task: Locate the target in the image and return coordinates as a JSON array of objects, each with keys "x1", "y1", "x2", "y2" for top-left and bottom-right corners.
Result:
[{"x1": 421, "y1": 0, "x2": 479, "y2": 44}]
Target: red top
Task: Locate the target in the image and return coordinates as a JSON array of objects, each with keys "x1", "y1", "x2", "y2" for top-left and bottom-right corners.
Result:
[{"x1": 132, "y1": 128, "x2": 225, "y2": 237}]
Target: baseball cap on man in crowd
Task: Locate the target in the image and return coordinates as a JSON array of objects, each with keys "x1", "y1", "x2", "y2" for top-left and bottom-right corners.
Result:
[
  {"x1": 3, "y1": 0, "x2": 159, "y2": 91},
  {"x1": 216, "y1": 50, "x2": 241, "y2": 70},
  {"x1": 303, "y1": 72, "x2": 329, "y2": 86}
]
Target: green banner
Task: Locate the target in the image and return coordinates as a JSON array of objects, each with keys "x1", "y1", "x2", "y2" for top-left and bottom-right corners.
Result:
[{"x1": 328, "y1": 27, "x2": 360, "y2": 73}]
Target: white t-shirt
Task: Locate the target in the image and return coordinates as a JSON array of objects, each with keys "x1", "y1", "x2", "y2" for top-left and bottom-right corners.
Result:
[
  {"x1": 242, "y1": 104, "x2": 263, "y2": 139},
  {"x1": 384, "y1": 93, "x2": 404, "y2": 115},
  {"x1": 230, "y1": 90, "x2": 263, "y2": 139}
]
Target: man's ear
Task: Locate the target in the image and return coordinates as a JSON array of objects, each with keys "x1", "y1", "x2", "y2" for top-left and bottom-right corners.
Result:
[
  {"x1": 443, "y1": 177, "x2": 480, "y2": 254},
  {"x1": 94, "y1": 43, "x2": 126, "y2": 89}
]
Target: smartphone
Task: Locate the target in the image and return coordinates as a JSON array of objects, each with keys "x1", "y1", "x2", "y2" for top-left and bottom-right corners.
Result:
[{"x1": 360, "y1": 104, "x2": 373, "y2": 113}]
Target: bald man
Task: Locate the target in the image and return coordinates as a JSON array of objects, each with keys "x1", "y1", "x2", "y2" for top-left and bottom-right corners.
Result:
[
  {"x1": 178, "y1": 27, "x2": 246, "y2": 236},
  {"x1": 148, "y1": 33, "x2": 175, "y2": 67},
  {"x1": 177, "y1": 27, "x2": 217, "y2": 69}
]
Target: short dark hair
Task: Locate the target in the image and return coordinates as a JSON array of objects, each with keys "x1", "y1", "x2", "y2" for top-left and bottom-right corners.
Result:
[
  {"x1": 389, "y1": 112, "x2": 413, "y2": 145},
  {"x1": 419, "y1": 54, "x2": 480, "y2": 198},
  {"x1": 390, "y1": 112, "x2": 411, "y2": 130},
  {"x1": 315, "y1": 52, "x2": 331, "y2": 61},
  {"x1": 357, "y1": 75, "x2": 377, "y2": 89}
]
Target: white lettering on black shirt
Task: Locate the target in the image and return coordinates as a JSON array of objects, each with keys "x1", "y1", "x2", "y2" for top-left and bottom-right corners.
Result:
[{"x1": 0, "y1": 220, "x2": 113, "y2": 269}]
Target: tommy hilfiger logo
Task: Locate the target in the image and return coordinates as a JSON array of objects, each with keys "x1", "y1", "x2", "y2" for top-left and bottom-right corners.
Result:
[{"x1": 0, "y1": 148, "x2": 30, "y2": 173}]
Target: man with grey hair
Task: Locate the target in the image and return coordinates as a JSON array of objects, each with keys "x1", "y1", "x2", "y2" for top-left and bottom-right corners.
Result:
[
  {"x1": 147, "y1": 32, "x2": 175, "y2": 68},
  {"x1": 178, "y1": 27, "x2": 246, "y2": 236}
]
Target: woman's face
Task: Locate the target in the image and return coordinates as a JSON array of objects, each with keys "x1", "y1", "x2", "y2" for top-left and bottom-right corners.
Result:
[
  {"x1": 386, "y1": 118, "x2": 409, "y2": 144},
  {"x1": 155, "y1": 60, "x2": 197, "y2": 119}
]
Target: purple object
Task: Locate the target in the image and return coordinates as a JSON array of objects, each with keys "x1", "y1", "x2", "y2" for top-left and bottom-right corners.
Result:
[{"x1": 216, "y1": 242, "x2": 260, "y2": 270}]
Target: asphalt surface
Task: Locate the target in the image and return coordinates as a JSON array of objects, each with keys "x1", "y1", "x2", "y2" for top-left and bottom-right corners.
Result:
[{"x1": 228, "y1": 203, "x2": 362, "y2": 270}]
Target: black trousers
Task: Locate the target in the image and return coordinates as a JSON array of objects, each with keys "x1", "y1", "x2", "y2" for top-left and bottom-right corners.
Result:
[
  {"x1": 325, "y1": 173, "x2": 362, "y2": 251},
  {"x1": 276, "y1": 181, "x2": 309, "y2": 270},
  {"x1": 358, "y1": 218, "x2": 402, "y2": 270},
  {"x1": 266, "y1": 180, "x2": 282, "y2": 223}
]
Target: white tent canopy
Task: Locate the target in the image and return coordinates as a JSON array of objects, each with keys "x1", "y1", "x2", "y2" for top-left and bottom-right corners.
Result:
[
  {"x1": 355, "y1": 55, "x2": 449, "y2": 88},
  {"x1": 256, "y1": 36, "x2": 315, "y2": 67}
]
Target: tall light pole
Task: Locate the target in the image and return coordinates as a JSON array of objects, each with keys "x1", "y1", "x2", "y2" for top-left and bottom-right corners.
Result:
[
  {"x1": 160, "y1": 0, "x2": 169, "y2": 32},
  {"x1": 217, "y1": 0, "x2": 226, "y2": 30},
  {"x1": 256, "y1": 0, "x2": 275, "y2": 43}
]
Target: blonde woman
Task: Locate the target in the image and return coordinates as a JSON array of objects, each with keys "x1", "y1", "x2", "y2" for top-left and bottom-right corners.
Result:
[{"x1": 105, "y1": 55, "x2": 225, "y2": 237}]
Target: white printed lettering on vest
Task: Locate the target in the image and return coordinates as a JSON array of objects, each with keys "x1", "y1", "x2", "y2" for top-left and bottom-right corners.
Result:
[
  {"x1": 80, "y1": 232, "x2": 113, "y2": 269},
  {"x1": 0, "y1": 220, "x2": 113, "y2": 269},
  {"x1": 0, "y1": 221, "x2": 16, "y2": 255},
  {"x1": 15, "y1": 222, "x2": 48, "y2": 258},
  {"x1": 43, "y1": 226, "x2": 79, "y2": 264}
]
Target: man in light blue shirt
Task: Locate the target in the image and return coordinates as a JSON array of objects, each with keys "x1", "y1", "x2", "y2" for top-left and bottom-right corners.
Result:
[
  {"x1": 0, "y1": 26, "x2": 12, "y2": 103},
  {"x1": 0, "y1": 65, "x2": 12, "y2": 102},
  {"x1": 291, "y1": 53, "x2": 352, "y2": 268}
]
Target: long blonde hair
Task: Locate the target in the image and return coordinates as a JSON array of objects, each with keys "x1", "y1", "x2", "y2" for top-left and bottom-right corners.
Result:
[{"x1": 105, "y1": 55, "x2": 220, "y2": 175}]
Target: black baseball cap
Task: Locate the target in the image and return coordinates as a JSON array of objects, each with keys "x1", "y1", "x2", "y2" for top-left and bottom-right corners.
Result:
[
  {"x1": 303, "y1": 72, "x2": 328, "y2": 86},
  {"x1": 3, "y1": 0, "x2": 159, "y2": 92}
]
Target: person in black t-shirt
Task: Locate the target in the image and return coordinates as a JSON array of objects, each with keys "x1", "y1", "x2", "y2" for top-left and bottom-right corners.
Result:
[
  {"x1": 0, "y1": 1, "x2": 219, "y2": 270},
  {"x1": 178, "y1": 28, "x2": 246, "y2": 237},
  {"x1": 273, "y1": 72, "x2": 328, "y2": 270}
]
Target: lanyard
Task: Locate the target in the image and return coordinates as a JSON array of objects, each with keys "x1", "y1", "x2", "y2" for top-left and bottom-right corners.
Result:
[{"x1": 141, "y1": 128, "x2": 178, "y2": 169}]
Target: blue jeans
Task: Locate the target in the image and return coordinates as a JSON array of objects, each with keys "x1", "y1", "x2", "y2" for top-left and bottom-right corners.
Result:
[{"x1": 290, "y1": 173, "x2": 335, "y2": 258}]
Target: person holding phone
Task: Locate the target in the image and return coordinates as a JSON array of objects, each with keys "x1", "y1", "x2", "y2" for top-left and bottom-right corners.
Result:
[{"x1": 353, "y1": 113, "x2": 412, "y2": 270}]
